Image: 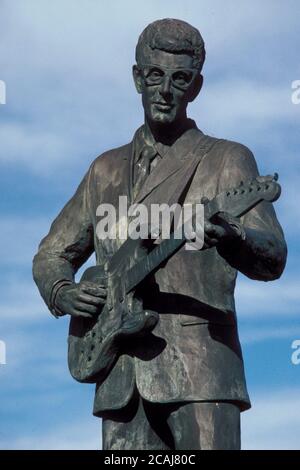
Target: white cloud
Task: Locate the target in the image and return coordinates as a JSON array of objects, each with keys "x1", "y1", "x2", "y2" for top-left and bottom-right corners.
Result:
[
  {"x1": 236, "y1": 275, "x2": 300, "y2": 317},
  {"x1": 0, "y1": 216, "x2": 52, "y2": 266},
  {"x1": 3, "y1": 388, "x2": 300, "y2": 450},
  {"x1": 0, "y1": 328, "x2": 65, "y2": 374},
  {"x1": 278, "y1": 178, "x2": 300, "y2": 234},
  {"x1": 0, "y1": 124, "x2": 77, "y2": 175},
  {"x1": 0, "y1": 0, "x2": 298, "y2": 176},
  {"x1": 0, "y1": 214, "x2": 96, "y2": 270},
  {"x1": 0, "y1": 214, "x2": 96, "y2": 326},
  {"x1": 242, "y1": 388, "x2": 300, "y2": 449},
  {"x1": 0, "y1": 271, "x2": 93, "y2": 325},
  {"x1": 0, "y1": 216, "x2": 57, "y2": 320},
  {"x1": 0, "y1": 417, "x2": 101, "y2": 450},
  {"x1": 240, "y1": 326, "x2": 300, "y2": 345},
  {"x1": 192, "y1": 80, "x2": 298, "y2": 140},
  {"x1": 3, "y1": 0, "x2": 298, "y2": 71},
  {"x1": 0, "y1": 284, "x2": 46, "y2": 323}
]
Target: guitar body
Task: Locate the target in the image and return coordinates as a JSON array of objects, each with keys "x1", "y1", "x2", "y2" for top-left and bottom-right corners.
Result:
[{"x1": 68, "y1": 264, "x2": 159, "y2": 384}]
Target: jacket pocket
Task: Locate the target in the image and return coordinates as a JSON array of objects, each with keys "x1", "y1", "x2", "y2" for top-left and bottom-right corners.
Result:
[{"x1": 179, "y1": 312, "x2": 236, "y2": 326}]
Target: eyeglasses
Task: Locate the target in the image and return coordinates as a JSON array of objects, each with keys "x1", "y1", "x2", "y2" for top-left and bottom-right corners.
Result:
[{"x1": 139, "y1": 64, "x2": 199, "y2": 91}]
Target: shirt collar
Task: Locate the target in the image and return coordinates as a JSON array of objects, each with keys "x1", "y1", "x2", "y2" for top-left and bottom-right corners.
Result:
[{"x1": 134, "y1": 118, "x2": 198, "y2": 162}]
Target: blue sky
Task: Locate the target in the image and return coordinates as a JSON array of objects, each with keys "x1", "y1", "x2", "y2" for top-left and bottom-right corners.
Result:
[{"x1": 0, "y1": 0, "x2": 299, "y2": 449}]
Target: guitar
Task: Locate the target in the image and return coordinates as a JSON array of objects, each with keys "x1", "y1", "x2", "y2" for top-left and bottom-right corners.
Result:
[{"x1": 68, "y1": 174, "x2": 281, "y2": 384}]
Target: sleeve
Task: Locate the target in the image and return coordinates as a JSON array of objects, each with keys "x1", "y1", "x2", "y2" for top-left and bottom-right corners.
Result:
[
  {"x1": 32, "y1": 162, "x2": 95, "y2": 316},
  {"x1": 217, "y1": 141, "x2": 287, "y2": 281}
]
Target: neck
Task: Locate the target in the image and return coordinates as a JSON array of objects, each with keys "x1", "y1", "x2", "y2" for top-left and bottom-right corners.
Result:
[{"x1": 145, "y1": 115, "x2": 192, "y2": 146}]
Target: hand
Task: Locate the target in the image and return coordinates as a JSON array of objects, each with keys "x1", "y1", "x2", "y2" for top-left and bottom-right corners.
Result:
[
  {"x1": 55, "y1": 281, "x2": 107, "y2": 318},
  {"x1": 203, "y1": 212, "x2": 245, "y2": 250}
]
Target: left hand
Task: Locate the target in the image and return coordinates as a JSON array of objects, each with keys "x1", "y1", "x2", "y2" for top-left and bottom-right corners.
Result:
[{"x1": 203, "y1": 211, "x2": 246, "y2": 250}]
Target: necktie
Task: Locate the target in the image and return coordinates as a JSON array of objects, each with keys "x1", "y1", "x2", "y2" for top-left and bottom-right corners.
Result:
[{"x1": 133, "y1": 145, "x2": 159, "y2": 200}]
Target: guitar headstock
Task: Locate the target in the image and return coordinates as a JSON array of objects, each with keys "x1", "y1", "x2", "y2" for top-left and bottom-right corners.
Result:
[
  {"x1": 206, "y1": 173, "x2": 282, "y2": 219},
  {"x1": 237, "y1": 173, "x2": 281, "y2": 202}
]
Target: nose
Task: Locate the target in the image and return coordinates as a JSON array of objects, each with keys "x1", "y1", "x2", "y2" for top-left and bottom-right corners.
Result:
[{"x1": 159, "y1": 75, "x2": 172, "y2": 99}]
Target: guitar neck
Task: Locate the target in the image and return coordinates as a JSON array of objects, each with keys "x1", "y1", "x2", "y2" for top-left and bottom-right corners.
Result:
[
  {"x1": 125, "y1": 233, "x2": 186, "y2": 293},
  {"x1": 124, "y1": 175, "x2": 281, "y2": 294}
]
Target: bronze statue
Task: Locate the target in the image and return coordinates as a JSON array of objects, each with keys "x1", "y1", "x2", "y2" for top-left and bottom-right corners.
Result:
[{"x1": 33, "y1": 19, "x2": 287, "y2": 450}]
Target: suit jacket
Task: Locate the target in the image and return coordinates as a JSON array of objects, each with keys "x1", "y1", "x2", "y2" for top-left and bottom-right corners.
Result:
[{"x1": 32, "y1": 125, "x2": 287, "y2": 415}]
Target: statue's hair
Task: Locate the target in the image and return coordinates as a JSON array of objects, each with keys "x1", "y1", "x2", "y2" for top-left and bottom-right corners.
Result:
[{"x1": 136, "y1": 18, "x2": 206, "y2": 71}]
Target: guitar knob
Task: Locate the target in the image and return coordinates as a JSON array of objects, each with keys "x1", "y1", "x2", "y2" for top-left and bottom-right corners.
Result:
[{"x1": 201, "y1": 196, "x2": 210, "y2": 205}]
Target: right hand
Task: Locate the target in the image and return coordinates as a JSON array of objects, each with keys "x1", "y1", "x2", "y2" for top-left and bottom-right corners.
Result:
[{"x1": 55, "y1": 281, "x2": 107, "y2": 318}]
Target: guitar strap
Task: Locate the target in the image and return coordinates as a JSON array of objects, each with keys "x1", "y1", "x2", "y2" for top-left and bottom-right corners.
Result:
[{"x1": 163, "y1": 133, "x2": 221, "y2": 211}]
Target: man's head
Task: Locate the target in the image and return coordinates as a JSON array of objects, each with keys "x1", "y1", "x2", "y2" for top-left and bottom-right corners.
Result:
[{"x1": 133, "y1": 19, "x2": 205, "y2": 128}]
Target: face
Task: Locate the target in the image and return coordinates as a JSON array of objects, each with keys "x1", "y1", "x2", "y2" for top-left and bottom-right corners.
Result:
[{"x1": 133, "y1": 49, "x2": 201, "y2": 127}]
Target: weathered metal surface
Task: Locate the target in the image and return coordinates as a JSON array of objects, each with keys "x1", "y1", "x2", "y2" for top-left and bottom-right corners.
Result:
[{"x1": 32, "y1": 18, "x2": 287, "y2": 449}]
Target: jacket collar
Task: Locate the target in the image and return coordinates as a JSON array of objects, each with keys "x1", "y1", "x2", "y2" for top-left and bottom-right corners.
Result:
[{"x1": 131, "y1": 120, "x2": 204, "y2": 203}]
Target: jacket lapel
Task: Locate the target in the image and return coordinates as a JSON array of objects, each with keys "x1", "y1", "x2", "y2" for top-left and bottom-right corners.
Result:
[{"x1": 134, "y1": 128, "x2": 204, "y2": 204}]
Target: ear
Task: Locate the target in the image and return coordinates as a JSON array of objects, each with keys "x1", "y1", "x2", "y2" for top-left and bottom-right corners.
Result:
[
  {"x1": 188, "y1": 74, "x2": 203, "y2": 102},
  {"x1": 132, "y1": 65, "x2": 143, "y2": 94}
]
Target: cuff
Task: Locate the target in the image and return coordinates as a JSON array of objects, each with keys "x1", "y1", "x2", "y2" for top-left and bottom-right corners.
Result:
[{"x1": 49, "y1": 279, "x2": 73, "y2": 318}]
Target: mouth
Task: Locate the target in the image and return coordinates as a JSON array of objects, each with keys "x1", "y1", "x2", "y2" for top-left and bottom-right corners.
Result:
[{"x1": 153, "y1": 102, "x2": 174, "y2": 112}]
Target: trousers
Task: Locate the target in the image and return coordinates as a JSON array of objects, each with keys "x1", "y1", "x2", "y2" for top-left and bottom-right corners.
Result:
[{"x1": 102, "y1": 390, "x2": 241, "y2": 450}]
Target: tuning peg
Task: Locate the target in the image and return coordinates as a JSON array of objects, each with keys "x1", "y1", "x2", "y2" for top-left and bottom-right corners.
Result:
[
  {"x1": 256, "y1": 174, "x2": 274, "y2": 183},
  {"x1": 239, "y1": 180, "x2": 244, "y2": 186}
]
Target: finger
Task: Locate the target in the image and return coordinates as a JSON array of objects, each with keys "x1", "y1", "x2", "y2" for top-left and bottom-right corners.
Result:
[
  {"x1": 212, "y1": 212, "x2": 229, "y2": 224},
  {"x1": 205, "y1": 221, "x2": 226, "y2": 240},
  {"x1": 204, "y1": 233, "x2": 218, "y2": 247},
  {"x1": 69, "y1": 308, "x2": 94, "y2": 319},
  {"x1": 81, "y1": 285, "x2": 107, "y2": 297},
  {"x1": 74, "y1": 302, "x2": 99, "y2": 315},
  {"x1": 77, "y1": 293, "x2": 106, "y2": 306}
]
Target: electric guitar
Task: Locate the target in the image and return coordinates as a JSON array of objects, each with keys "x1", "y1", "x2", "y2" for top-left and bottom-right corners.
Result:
[{"x1": 68, "y1": 174, "x2": 281, "y2": 384}]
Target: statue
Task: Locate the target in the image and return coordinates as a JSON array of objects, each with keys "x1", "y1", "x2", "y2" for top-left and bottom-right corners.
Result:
[{"x1": 32, "y1": 19, "x2": 287, "y2": 450}]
